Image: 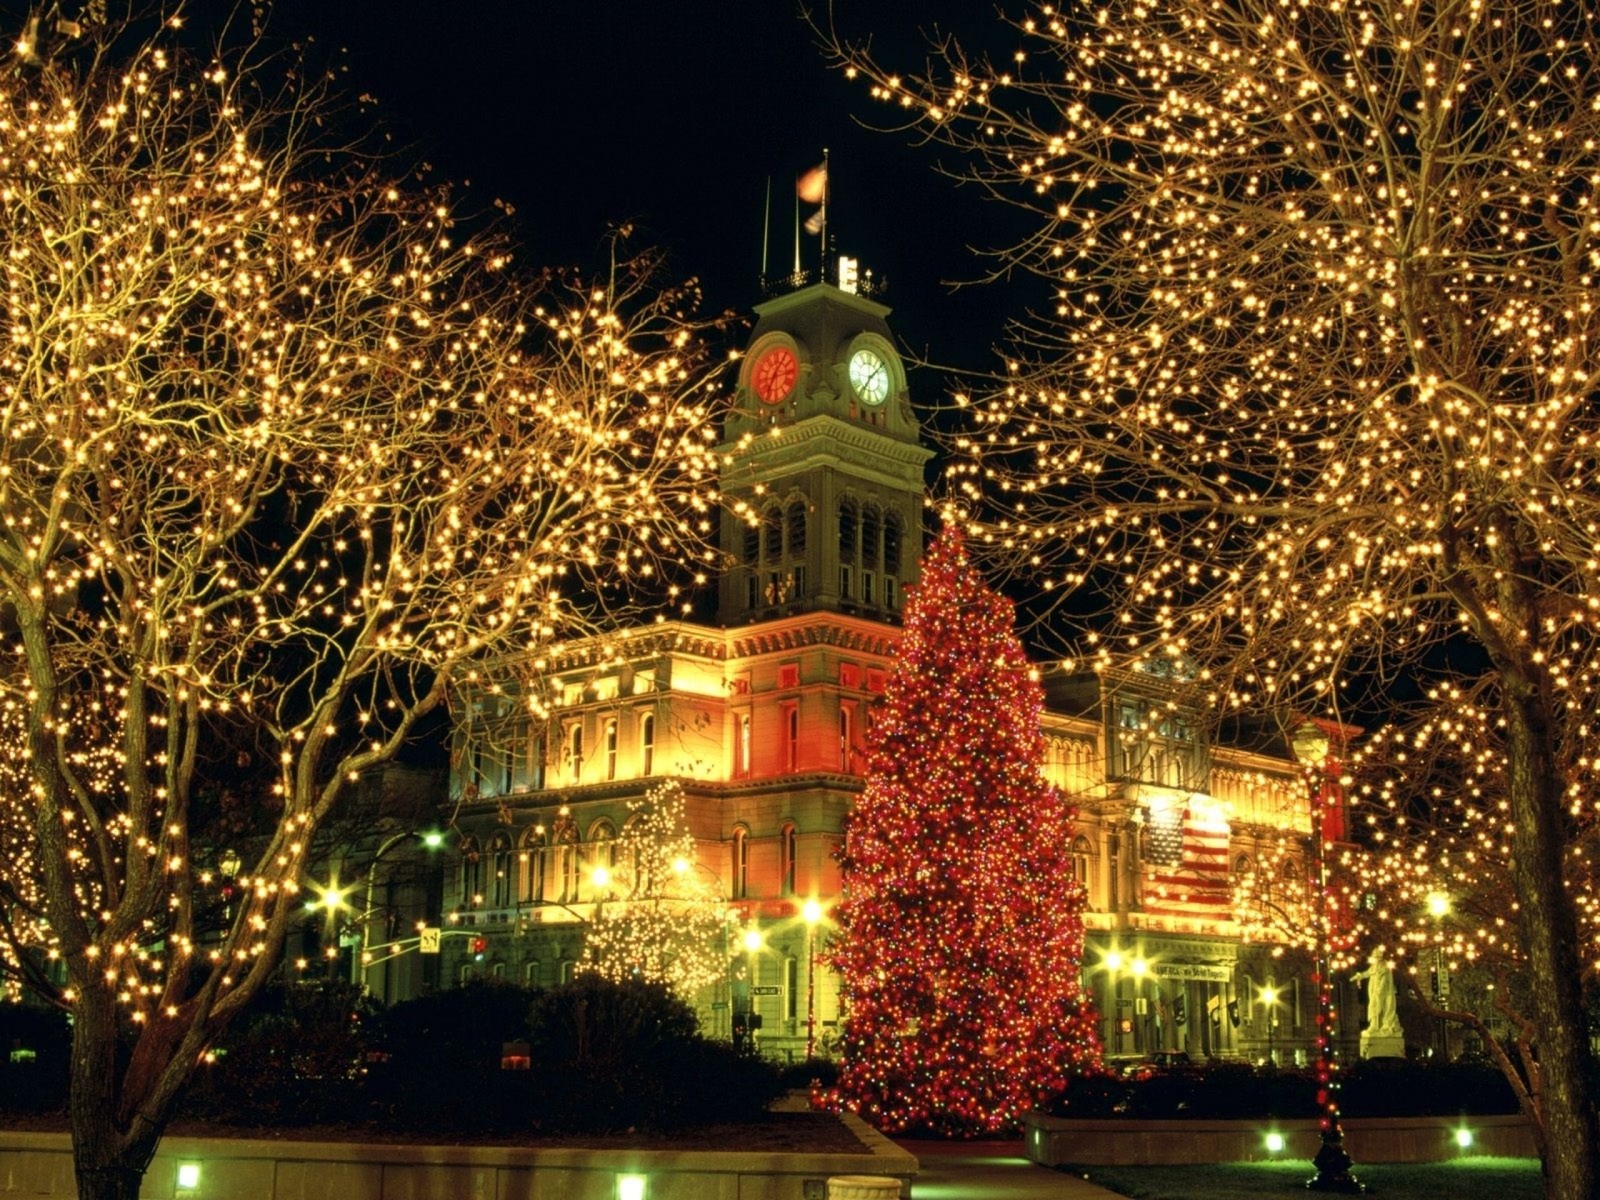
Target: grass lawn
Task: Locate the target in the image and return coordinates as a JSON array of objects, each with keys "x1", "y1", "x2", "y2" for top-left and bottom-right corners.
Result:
[{"x1": 1077, "y1": 1157, "x2": 1543, "y2": 1200}]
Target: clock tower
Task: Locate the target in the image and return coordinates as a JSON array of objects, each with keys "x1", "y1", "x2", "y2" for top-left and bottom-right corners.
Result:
[{"x1": 718, "y1": 281, "x2": 932, "y2": 625}]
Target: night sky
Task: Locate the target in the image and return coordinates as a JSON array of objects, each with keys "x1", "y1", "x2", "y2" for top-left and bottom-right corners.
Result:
[{"x1": 262, "y1": 0, "x2": 1032, "y2": 381}]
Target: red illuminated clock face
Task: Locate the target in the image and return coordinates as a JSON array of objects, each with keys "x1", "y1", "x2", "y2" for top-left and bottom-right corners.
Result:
[{"x1": 752, "y1": 346, "x2": 798, "y2": 404}]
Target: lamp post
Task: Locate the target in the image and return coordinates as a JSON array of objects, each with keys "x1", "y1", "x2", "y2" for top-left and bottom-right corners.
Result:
[
  {"x1": 1291, "y1": 720, "x2": 1364, "y2": 1194},
  {"x1": 1261, "y1": 984, "x2": 1279, "y2": 1067},
  {"x1": 1426, "y1": 891, "x2": 1452, "y2": 1060},
  {"x1": 802, "y1": 898, "x2": 823, "y2": 1059},
  {"x1": 355, "y1": 829, "x2": 444, "y2": 993}
]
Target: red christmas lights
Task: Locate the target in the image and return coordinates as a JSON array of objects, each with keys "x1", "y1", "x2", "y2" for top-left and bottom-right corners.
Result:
[{"x1": 829, "y1": 527, "x2": 1101, "y2": 1136}]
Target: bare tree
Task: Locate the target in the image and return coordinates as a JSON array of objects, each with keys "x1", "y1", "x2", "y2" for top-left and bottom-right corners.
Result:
[
  {"x1": 0, "y1": 8, "x2": 727, "y2": 1198},
  {"x1": 827, "y1": 0, "x2": 1600, "y2": 1193}
]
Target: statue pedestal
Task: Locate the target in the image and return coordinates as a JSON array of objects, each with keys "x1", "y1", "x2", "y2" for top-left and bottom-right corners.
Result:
[{"x1": 1360, "y1": 1031, "x2": 1405, "y2": 1060}]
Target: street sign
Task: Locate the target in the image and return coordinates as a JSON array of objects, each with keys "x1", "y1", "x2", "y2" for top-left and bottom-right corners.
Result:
[
  {"x1": 751, "y1": 985, "x2": 781, "y2": 996},
  {"x1": 420, "y1": 926, "x2": 441, "y2": 955}
]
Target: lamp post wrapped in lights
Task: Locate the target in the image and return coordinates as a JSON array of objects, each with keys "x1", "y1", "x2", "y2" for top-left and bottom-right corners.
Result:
[{"x1": 1290, "y1": 720, "x2": 1365, "y2": 1194}]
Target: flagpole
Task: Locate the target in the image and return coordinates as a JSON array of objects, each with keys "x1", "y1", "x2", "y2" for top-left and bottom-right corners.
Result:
[
  {"x1": 761, "y1": 176, "x2": 771, "y2": 281},
  {"x1": 820, "y1": 146, "x2": 830, "y2": 281},
  {"x1": 792, "y1": 176, "x2": 801, "y2": 277}
]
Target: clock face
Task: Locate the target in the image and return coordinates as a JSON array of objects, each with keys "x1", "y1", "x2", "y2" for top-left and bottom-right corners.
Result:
[
  {"x1": 848, "y1": 348, "x2": 890, "y2": 406},
  {"x1": 752, "y1": 346, "x2": 798, "y2": 404}
]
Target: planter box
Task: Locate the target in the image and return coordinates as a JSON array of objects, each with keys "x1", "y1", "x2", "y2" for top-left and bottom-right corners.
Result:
[
  {"x1": 0, "y1": 1118, "x2": 917, "y2": 1200},
  {"x1": 1023, "y1": 1111, "x2": 1537, "y2": 1167}
]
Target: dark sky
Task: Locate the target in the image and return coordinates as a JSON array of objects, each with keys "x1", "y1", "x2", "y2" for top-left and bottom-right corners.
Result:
[{"x1": 263, "y1": 0, "x2": 1033, "y2": 381}]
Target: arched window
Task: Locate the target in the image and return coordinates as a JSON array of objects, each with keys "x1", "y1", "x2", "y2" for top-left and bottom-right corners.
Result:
[
  {"x1": 1234, "y1": 852, "x2": 1255, "y2": 880},
  {"x1": 884, "y1": 514, "x2": 903, "y2": 575},
  {"x1": 559, "y1": 959, "x2": 576, "y2": 985},
  {"x1": 736, "y1": 712, "x2": 752, "y2": 776},
  {"x1": 786, "y1": 501, "x2": 807, "y2": 557},
  {"x1": 604, "y1": 718, "x2": 619, "y2": 780},
  {"x1": 732, "y1": 827, "x2": 749, "y2": 900},
  {"x1": 763, "y1": 506, "x2": 783, "y2": 561},
  {"x1": 489, "y1": 834, "x2": 513, "y2": 909},
  {"x1": 565, "y1": 722, "x2": 583, "y2": 781},
  {"x1": 459, "y1": 838, "x2": 484, "y2": 909},
  {"x1": 524, "y1": 959, "x2": 542, "y2": 988},
  {"x1": 839, "y1": 705, "x2": 854, "y2": 771},
  {"x1": 557, "y1": 834, "x2": 579, "y2": 903},
  {"x1": 590, "y1": 821, "x2": 617, "y2": 896},
  {"x1": 639, "y1": 713, "x2": 655, "y2": 776},
  {"x1": 520, "y1": 828, "x2": 546, "y2": 905},
  {"x1": 780, "y1": 822, "x2": 797, "y2": 896},
  {"x1": 1070, "y1": 836, "x2": 1094, "y2": 902},
  {"x1": 861, "y1": 506, "x2": 881, "y2": 570},
  {"x1": 838, "y1": 501, "x2": 857, "y2": 558}
]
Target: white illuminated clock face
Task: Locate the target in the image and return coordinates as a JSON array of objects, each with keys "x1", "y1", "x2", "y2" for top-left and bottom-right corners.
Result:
[{"x1": 849, "y1": 348, "x2": 890, "y2": 406}]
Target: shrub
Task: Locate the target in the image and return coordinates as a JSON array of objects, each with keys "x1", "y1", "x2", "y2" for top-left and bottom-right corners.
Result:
[
  {"x1": 181, "y1": 982, "x2": 377, "y2": 1126},
  {"x1": 0, "y1": 1003, "x2": 70, "y2": 1113},
  {"x1": 366, "y1": 979, "x2": 541, "y2": 1132},
  {"x1": 523, "y1": 975, "x2": 780, "y2": 1132}
]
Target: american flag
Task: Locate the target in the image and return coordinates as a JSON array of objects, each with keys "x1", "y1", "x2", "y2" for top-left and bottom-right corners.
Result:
[{"x1": 1144, "y1": 795, "x2": 1232, "y2": 920}]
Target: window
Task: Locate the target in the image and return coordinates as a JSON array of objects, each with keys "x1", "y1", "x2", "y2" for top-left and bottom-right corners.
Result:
[
  {"x1": 839, "y1": 705, "x2": 853, "y2": 771},
  {"x1": 557, "y1": 837, "x2": 578, "y2": 902},
  {"x1": 745, "y1": 574, "x2": 759, "y2": 610},
  {"x1": 520, "y1": 832, "x2": 545, "y2": 905},
  {"x1": 737, "y1": 712, "x2": 752, "y2": 777},
  {"x1": 779, "y1": 663, "x2": 800, "y2": 689},
  {"x1": 732, "y1": 828, "x2": 749, "y2": 900},
  {"x1": 884, "y1": 514, "x2": 902, "y2": 574},
  {"x1": 780, "y1": 823, "x2": 797, "y2": 896},
  {"x1": 786, "y1": 501, "x2": 807, "y2": 557},
  {"x1": 460, "y1": 839, "x2": 484, "y2": 909},
  {"x1": 565, "y1": 722, "x2": 583, "y2": 781},
  {"x1": 491, "y1": 961, "x2": 506, "y2": 980},
  {"x1": 861, "y1": 506, "x2": 880, "y2": 569},
  {"x1": 742, "y1": 520, "x2": 760, "y2": 564},
  {"x1": 1107, "y1": 832, "x2": 1121, "y2": 911},
  {"x1": 530, "y1": 734, "x2": 546, "y2": 792},
  {"x1": 559, "y1": 959, "x2": 576, "y2": 985},
  {"x1": 884, "y1": 578, "x2": 897, "y2": 610},
  {"x1": 838, "y1": 501, "x2": 857, "y2": 557},
  {"x1": 604, "y1": 718, "x2": 618, "y2": 780},
  {"x1": 763, "y1": 507, "x2": 783, "y2": 561},
  {"x1": 1071, "y1": 836, "x2": 1093, "y2": 901},
  {"x1": 639, "y1": 713, "x2": 655, "y2": 776},
  {"x1": 839, "y1": 565, "x2": 852, "y2": 598},
  {"x1": 862, "y1": 572, "x2": 874, "y2": 605},
  {"x1": 785, "y1": 955, "x2": 799, "y2": 1021},
  {"x1": 782, "y1": 704, "x2": 799, "y2": 772},
  {"x1": 524, "y1": 959, "x2": 541, "y2": 988},
  {"x1": 490, "y1": 835, "x2": 513, "y2": 908}
]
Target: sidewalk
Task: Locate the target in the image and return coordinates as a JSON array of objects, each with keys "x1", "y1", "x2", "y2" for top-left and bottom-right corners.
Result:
[{"x1": 895, "y1": 1138, "x2": 1125, "y2": 1199}]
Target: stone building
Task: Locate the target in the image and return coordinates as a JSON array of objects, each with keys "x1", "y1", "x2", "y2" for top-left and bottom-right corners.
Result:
[{"x1": 373, "y1": 273, "x2": 1343, "y2": 1066}]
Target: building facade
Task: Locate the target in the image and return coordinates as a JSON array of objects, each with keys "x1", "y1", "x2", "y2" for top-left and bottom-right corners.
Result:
[{"x1": 390, "y1": 276, "x2": 1343, "y2": 1066}]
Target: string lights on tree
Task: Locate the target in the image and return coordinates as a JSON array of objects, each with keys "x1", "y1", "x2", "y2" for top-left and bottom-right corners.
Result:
[
  {"x1": 0, "y1": 10, "x2": 728, "y2": 1199},
  {"x1": 829, "y1": 526, "x2": 1100, "y2": 1137},
  {"x1": 828, "y1": 1, "x2": 1600, "y2": 1192}
]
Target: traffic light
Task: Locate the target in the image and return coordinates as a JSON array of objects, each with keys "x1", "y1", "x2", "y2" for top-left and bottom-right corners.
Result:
[{"x1": 472, "y1": 937, "x2": 487, "y2": 961}]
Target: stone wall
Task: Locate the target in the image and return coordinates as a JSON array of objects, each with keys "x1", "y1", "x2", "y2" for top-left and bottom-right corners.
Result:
[
  {"x1": 1024, "y1": 1111, "x2": 1536, "y2": 1167},
  {"x1": 0, "y1": 1118, "x2": 915, "y2": 1200}
]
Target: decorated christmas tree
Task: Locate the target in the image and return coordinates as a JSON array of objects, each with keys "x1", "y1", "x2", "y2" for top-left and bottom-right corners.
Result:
[{"x1": 831, "y1": 526, "x2": 1100, "y2": 1135}]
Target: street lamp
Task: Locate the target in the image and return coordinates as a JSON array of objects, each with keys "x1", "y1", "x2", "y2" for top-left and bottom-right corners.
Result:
[
  {"x1": 1260, "y1": 984, "x2": 1279, "y2": 1067},
  {"x1": 355, "y1": 829, "x2": 445, "y2": 993},
  {"x1": 1290, "y1": 720, "x2": 1364, "y2": 1194},
  {"x1": 802, "y1": 898, "x2": 824, "y2": 1059}
]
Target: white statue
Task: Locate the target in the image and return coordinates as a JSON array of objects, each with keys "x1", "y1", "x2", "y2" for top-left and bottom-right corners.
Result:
[{"x1": 1351, "y1": 946, "x2": 1402, "y2": 1037}]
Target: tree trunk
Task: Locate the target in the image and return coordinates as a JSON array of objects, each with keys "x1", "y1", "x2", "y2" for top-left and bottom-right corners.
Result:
[
  {"x1": 69, "y1": 990, "x2": 163, "y2": 1200},
  {"x1": 1501, "y1": 681, "x2": 1600, "y2": 1200}
]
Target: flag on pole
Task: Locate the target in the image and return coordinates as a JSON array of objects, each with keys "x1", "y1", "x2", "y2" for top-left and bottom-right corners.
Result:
[
  {"x1": 1143, "y1": 793, "x2": 1233, "y2": 921},
  {"x1": 797, "y1": 162, "x2": 827, "y2": 204},
  {"x1": 798, "y1": 161, "x2": 827, "y2": 237}
]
